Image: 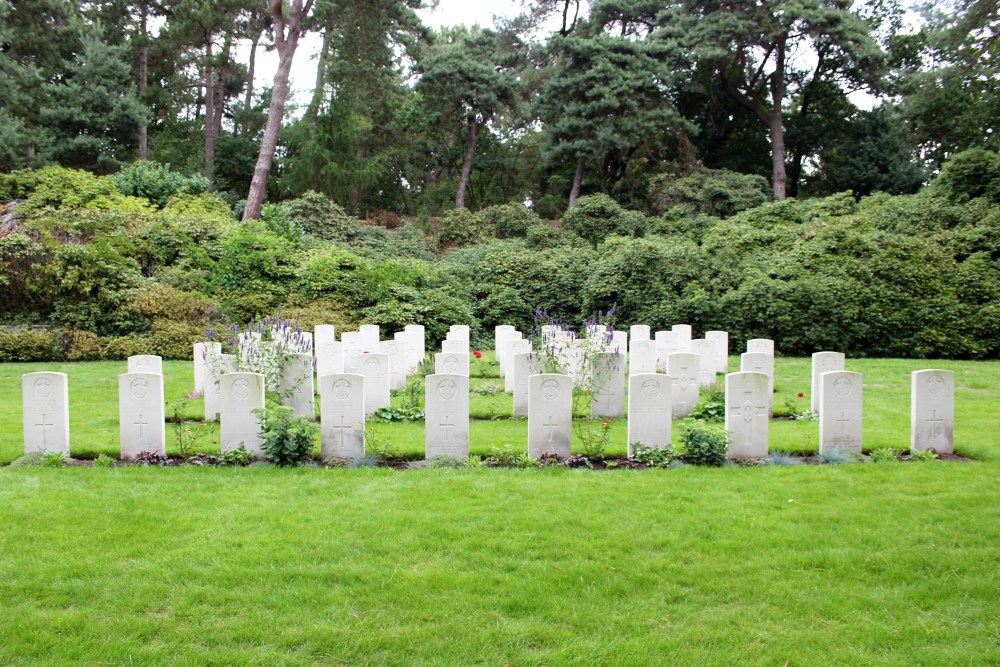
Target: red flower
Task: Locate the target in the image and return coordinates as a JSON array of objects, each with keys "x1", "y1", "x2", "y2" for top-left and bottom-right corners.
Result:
[
  {"x1": 797, "y1": 392, "x2": 804, "y2": 397},
  {"x1": 473, "y1": 350, "x2": 483, "y2": 359}
]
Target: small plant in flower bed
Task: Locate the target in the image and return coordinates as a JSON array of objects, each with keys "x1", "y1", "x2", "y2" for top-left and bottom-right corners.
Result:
[
  {"x1": 41, "y1": 451, "x2": 69, "y2": 468},
  {"x1": 222, "y1": 445, "x2": 254, "y2": 467},
  {"x1": 765, "y1": 450, "x2": 801, "y2": 466},
  {"x1": 819, "y1": 450, "x2": 855, "y2": 465},
  {"x1": 372, "y1": 406, "x2": 425, "y2": 422},
  {"x1": 781, "y1": 393, "x2": 817, "y2": 421},
  {"x1": 677, "y1": 423, "x2": 729, "y2": 466},
  {"x1": 186, "y1": 453, "x2": 224, "y2": 466},
  {"x1": 135, "y1": 451, "x2": 174, "y2": 466},
  {"x1": 690, "y1": 384, "x2": 726, "y2": 422},
  {"x1": 576, "y1": 416, "x2": 612, "y2": 460},
  {"x1": 483, "y1": 444, "x2": 524, "y2": 467},
  {"x1": 632, "y1": 444, "x2": 679, "y2": 469},
  {"x1": 254, "y1": 405, "x2": 319, "y2": 467},
  {"x1": 471, "y1": 350, "x2": 492, "y2": 377},
  {"x1": 471, "y1": 381, "x2": 503, "y2": 395},
  {"x1": 870, "y1": 447, "x2": 899, "y2": 464},
  {"x1": 564, "y1": 454, "x2": 594, "y2": 469},
  {"x1": 909, "y1": 449, "x2": 939, "y2": 462},
  {"x1": 93, "y1": 454, "x2": 116, "y2": 468}
]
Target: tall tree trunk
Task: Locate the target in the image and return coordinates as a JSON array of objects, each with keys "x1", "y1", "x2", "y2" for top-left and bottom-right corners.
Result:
[
  {"x1": 138, "y1": 6, "x2": 148, "y2": 160},
  {"x1": 26, "y1": 143, "x2": 35, "y2": 168},
  {"x1": 243, "y1": 31, "x2": 260, "y2": 134},
  {"x1": 568, "y1": 156, "x2": 585, "y2": 208},
  {"x1": 307, "y1": 29, "x2": 331, "y2": 192},
  {"x1": 212, "y1": 32, "x2": 233, "y2": 145},
  {"x1": 204, "y1": 41, "x2": 215, "y2": 184},
  {"x1": 455, "y1": 119, "x2": 478, "y2": 209},
  {"x1": 243, "y1": 0, "x2": 314, "y2": 221},
  {"x1": 769, "y1": 40, "x2": 787, "y2": 201}
]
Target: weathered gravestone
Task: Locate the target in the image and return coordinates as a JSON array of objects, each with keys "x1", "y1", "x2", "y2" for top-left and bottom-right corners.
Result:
[
  {"x1": 691, "y1": 339, "x2": 717, "y2": 387},
  {"x1": 119, "y1": 372, "x2": 166, "y2": 459},
  {"x1": 319, "y1": 373, "x2": 365, "y2": 459},
  {"x1": 911, "y1": 369, "x2": 955, "y2": 454},
  {"x1": 495, "y1": 325, "x2": 516, "y2": 355},
  {"x1": 193, "y1": 342, "x2": 221, "y2": 394},
  {"x1": 705, "y1": 331, "x2": 729, "y2": 374},
  {"x1": 627, "y1": 373, "x2": 672, "y2": 456},
  {"x1": 725, "y1": 371, "x2": 769, "y2": 459},
  {"x1": 672, "y1": 324, "x2": 692, "y2": 353},
  {"x1": 354, "y1": 353, "x2": 390, "y2": 414},
  {"x1": 611, "y1": 330, "x2": 628, "y2": 355},
  {"x1": 747, "y1": 338, "x2": 774, "y2": 355},
  {"x1": 425, "y1": 373, "x2": 470, "y2": 460},
  {"x1": 740, "y1": 352, "x2": 775, "y2": 416},
  {"x1": 448, "y1": 325, "x2": 471, "y2": 341},
  {"x1": 629, "y1": 324, "x2": 651, "y2": 342},
  {"x1": 220, "y1": 372, "x2": 265, "y2": 458},
  {"x1": 811, "y1": 352, "x2": 846, "y2": 413},
  {"x1": 315, "y1": 340, "x2": 344, "y2": 384},
  {"x1": 442, "y1": 338, "x2": 469, "y2": 355},
  {"x1": 314, "y1": 324, "x2": 336, "y2": 345},
  {"x1": 654, "y1": 330, "x2": 676, "y2": 371},
  {"x1": 629, "y1": 339, "x2": 658, "y2": 376},
  {"x1": 667, "y1": 353, "x2": 700, "y2": 419},
  {"x1": 379, "y1": 340, "x2": 408, "y2": 390},
  {"x1": 359, "y1": 325, "x2": 380, "y2": 353},
  {"x1": 512, "y1": 352, "x2": 545, "y2": 418},
  {"x1": 22, "y1": 372, "x2": 70, "y2": 455},
  {"x1": 279, "y1": 353, "x2": 315, "y2": 419},
  {"x1": 341, "y1": 332, "x2": 364, "y2": 372},
  {"x1": 495, "y1": 328, "x2": 520, "y2": 379},
  {"x1": 435, "y1": 352, "x2": 470, "y2": 377},
  {"x1": 128, "y1": 355, "x2": 162, "y2": 375},
  {"x1": 819, "y1": 371, "x2": 863, "y2": 456},
  {"x1": 528, "y1": 374, "x2": 573, "y2": 459},
  {"x1": 504, "y1": 338, "x2": 532, "y2": 392},
  {"x1": 403, "y1": 324, "x2": 426, "y2": 372},
  {"x1": 590, "y1": 352, "x2": 626, "y2": 418},
  {"x1": 204, "y1": 353, "x2": 236, "y2": 420},
  {"x1": 498, "y1": 331, "x2": 524, "y2": 379}
]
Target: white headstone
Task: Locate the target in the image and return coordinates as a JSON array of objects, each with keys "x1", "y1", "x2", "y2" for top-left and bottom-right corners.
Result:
[
  {"x1": 341, "y1": 332, "x2": 364, "y2": 372},
  {"x1": 359, "y1": 324, "x2": 380, "y2": 353},
  {"x1": 354, "y1": 353, "x2": 390, "y2": 414},
  {"x1": 627, "y1": 373, "x2": 672, "y2": 456},
  {"x1": 204, "y1": 353, "x2": 236, "y2": 420},
  {"x1": 22, "y1": 372, "x2": 70, "y2": 455},
  {"x1": 127, "y1": 355, "x2": 162, "y2": 375},
  {"x1": 315, "y1": 340, "x2": 345, "y2": 383},
  {"x1": 448, "y1": 325, "x2": 471, "y2": 341},
  {"x1": 319, "y1": 373, "x2": 365, "y2": 459},
  {"x1": 667, "y1": 352, "x2": 700, "y2": 419},
  {"x1": 705, "y1": 331, "x2": 729, "y2": 374},
  {"x1": 425, "y1": 373, "x2": 470, "y2": 460},
  {"x1": 193, "y1": 342, "x2": 221, "y2": 393},
  {"x1": 591, "y1": 352, "x2": 626, "y2": 418},
  {"x1": 378, "y1": 340, "x2": 408, "y2": 390},
  {"x1": 911, "y1": 369, "x2": 955, "y2": 454},
  {"x1": 220, "y1": 372, "x2": 266, "y2": 458},
  {"x1": 403, "y1": 324, "x2": 426, "y2": 372},
  {"x1": 654, "y1": 330, "x2": 676, "y2": 371},
  {"x1": 280, "y1": 353, "x2": 315, "y2": 419},
  {"x1": 747, "y1": 338, "x2": 774, "y2": 355},
  {"x1": 435, "y1": 352, "x2": 470, "y2": 377},
  {"x1": 629, "y1": 339, "x2": 658, "y2": 376},
  {"x1": 691, "y1": 339, "x2": 717, "y2": 387},
  {"x1": 818, "y1": 371, "x2": 863, "y2": 456},
  {"x1": 512, "y1": 352, "x2": 546, "y2": 418},
  {"x1": 119, "y1": 372, "x2": 166, "y2": 459},
  {"x1": 498, "y1": 331, "x2": 523, "y2": 379},
  {"x1": 811, "y1": 352, "x2": 846, "y2": 413},
  {"x1": 528, "y1": 374, "x2": 573, "y2": 459},
  {"x1": 504, "y1": 338, "x2": 533, "y2": 392},
  {"x1": 672, "y1": 324, "x2": 692, "y2": 353},
  {"x1": 725, "y1": 371, "x2": 769, "y2": 459},
  {"x1": 629, "y1": 324, "x2": 651, "y2": 342},
  {"x1": 495, "y1": 325, "x2": 516, "y2": 353},
  {"x1": 299, "y1": 331, "x2": 314, "y2": 356},
  {"x1": 442, "y1": 338, "x2": 469, "y2": 355},
  {"x1": 314, "y1": 324, "x2": 336, "y2": 345},
  {"x1": 610, "y1": 330, "x2": 628, "y2": 355},
  {"x1": 740, "y1": 352, "x2": 774, "y2": 416}
]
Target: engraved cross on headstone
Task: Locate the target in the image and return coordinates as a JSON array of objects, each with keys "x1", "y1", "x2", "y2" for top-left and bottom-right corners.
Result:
[
  {"x1": 926, "y1": 409, "x2": 943, "y2": 440},
  {"x1": 836, "y1": 411, "x2": 850, "y2": 435},
  {"x1": 331, "y1": 415, "x2": 351, "y2": 447},
  {"x1": 134, "y1": 413, "x2": 149, "y2": 441},
  {"x1": 35, "y1": 413, "x2": 55, "y2": 446},
  {"x1": 440, "y1": 415, "x2": 456, "y2": 441},
  {"x1": 543, "y1": 416, "x2": 558, "y2": 443}
]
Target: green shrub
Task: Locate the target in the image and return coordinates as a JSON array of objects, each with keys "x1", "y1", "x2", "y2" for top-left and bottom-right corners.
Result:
[
  {"x1": 215, "y1": 225, "x2": 299, "y2": 315},
  {"x1": 0, "y1": 329, "x2": 60, "y2": 362},
  {"x1": 16, "y1": 166, "x2": 117, "y2": 213},
  {"x1": 162, "y1": 192, "x2": 234, "y2": 226},
  {"x1": 436, "y1": 208, "x2": 482, "y2": 247},
  {"x1": 525, "y1": 223, "x2": 564, "y2": 248},
  {"x1": 870, "y1": 447, "x2": 899, "y2": 463},
  {"x1": 254, "y1": 405, "x2": 319, "y2": 466},
  {"x1": 362, "y1": 285, "x2": 474, "y2": 346},
  {"x1": 678, "y1": 423, "x2": 728, "y2": 466},
  {"x1": 632, "y1": 444, "x2": 679, "y2": 468},
  {"x1": 222, "y1": 445, "x2": 254, "y2": 467},
  {"x1": 930, "y1": 148, "x2": 1000, "y2": 204},
  {"x1": 112, "y1": 161, "x2": 209, "y2": 208},
  {"x1": 561, "y1": 194, "x2": 645, "y2": 247},
  {"x1": 284, "y1": 191, "x2": 362, "y2": 240},
  {"x1": 476, "y1": 203, "x2": 541, "y2": 239},
  {"x1": 649, "y1": 168, "x2": 770, "y2": 217},
  {"x1": 93, "y1": 453, "x2": 116, "y2": 468}
]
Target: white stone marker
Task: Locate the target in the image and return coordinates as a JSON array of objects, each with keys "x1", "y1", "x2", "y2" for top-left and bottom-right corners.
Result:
[
  {"x1": 128, "y1": 355, "x2": 162, "y2": 374},
  {"x1": 280, "y1": 353, "x2": 315, "y2": 419},
  {"x1": 705, "y1": 331, "x2": 729, "y2": 374},
  {"x1": 314, "y1": 324, "x2": 336, "y2": 345},
  {"x1": 442, "y1": 338, "x2": 469, "y2": 355},
  {"x1": 119, "y1": 372, "x2": 166, "y2": 459},
  {"x1": 403, "y1": 324, "x2": 426, "y2": 372},
  {"x1": 591, "y1": 352, "x2": 626, "y2": 418},
  {"x1": 219, "y1": 372, "x2": 266, "y2": 458},
  {"x1": 747, "y1": 338, "x2": 774, "y2": 355},
  {"x1": 667, "y1": 352, "x2": 700, "y2": 419},
  {"x1": 725, "y1": 371, "x2": 770, "y2": 459},
  {"x1": 498, "y1": 331, "x2": 523, "y2": 379},
  {"x1": 341, "y1": 332, "x2": 364, "y2": 372},
  {"x1": 379, "y1": 340, "x2": 408, "y2": 390},
  {"x1": 654, "y1": 330, "x2": 676, "y2": 371},
  {"x1": 435, "y1": 352, "x2": 470, "y2": 377},
  {"x1": 22, "y1": 372, "x2": 70, "y2": 455},
  {"x1": 504, "y1": 338, "x2": 533, "y2": 392},
  {"x1": 354, "y1": 353, "x2": 390, "y2": 414},
  {"x1": 299, "y1": 331, "x2": 314, "y2": 356},
  {"x1": 911, "y1": 369, "x2": 955, "y2": 454},
  {"x1": 425, "y1": 373, "x2": 470, "y2": 460},
  {"x1": 512, "y1": 352, "x2": 546, "y2": 418},
  {"x1": 691, "y1": 339, "x2": 717, "y2": 387},
  {"x1": 627, "y1": 373, "x2": 672, "y2": 456},
  {"x1": 629, "y1": 324, "x2": 651, "y2": 342},
  {"x1": 448, "y1": 325, "x2": 471, "y2": 341},
  {"x1": 319, "y1": 373, "x2": 365, "y2": 459},
  {"x1": 672, "y1": 324, "x2": 693, "y2": 353},
  {"x1": 740, "y1": 352, "x2": 775, "y2": 416},
  {"x1": 359, "y1": 324, "x2": 380, "y2": 353},
  {"x1": 818, "y1": 370, "x2": 863, "y2": 456},
  {"x1": 315, "y1": 340, "x2": 345, "y2": 382},
  {"x1": 204, "y1": 353, "x2": 236, "y2": 420},
  {"x1": 193, "y1": 342, "x2": 221, "y2": 393},
  {"x1": 811, "y1": 352, "x2": 846, "y2": 413},
  {"x1": 611, "y1": 330, "x2": 628, "y2": 355},
  {"x1": 629, "y1": 339, "x2": 658, "y2": 376},
  {"x1": 528, "y1": 374, "x2": 573, "y2": 459}
]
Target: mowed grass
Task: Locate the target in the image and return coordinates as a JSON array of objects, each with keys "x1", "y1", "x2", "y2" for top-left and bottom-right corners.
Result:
[
  {"x1": 0, "y1": 355, "x2": 998, "y2": 462},
  {"x1": 0, "y1": 465, "x2": 998, "y2": 664}
]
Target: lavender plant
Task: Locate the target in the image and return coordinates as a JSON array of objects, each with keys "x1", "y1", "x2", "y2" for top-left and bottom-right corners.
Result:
[{"x1": 206, "y1": 308, "x2": 313, "y2": 392}]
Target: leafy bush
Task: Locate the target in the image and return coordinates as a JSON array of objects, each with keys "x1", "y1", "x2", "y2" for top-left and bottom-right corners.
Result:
[
  {"x1": 9, "y1": 452, "x2": 48, "y2": 467},
  {"x1": 93, "y1": 453, "x2": 116, "y2": 468},
  {"x1": 284, "y1": 191, "x2": 362, "y2": 240},
  {"x1": 222, "y1": 444, "x2": 254, "y2": 467},
  {"x1": 15, "y1": 166, "x2": 117, "y2": 213},
  {"x1": 362, "y1": 285, "x2": 474, "y2": 346},
  {"x1": 215, "y1": 225, "x2": 300, "y2": 316},
  {"x1": 436, "y1": 208, "x2": 481, "y2": 247},
  {"x1": 372, "y1": 406, "x2": 426, "y2": 422},
  {"x1": 254, "y1": 405, "x2": 319, "y2": 466},
  {"x1": 930, "y1": 148, "x2": 1000, "y2": 204},
  {"x1": 112, "y1": 161, "x2": 210, "y2": 208},
  {"x1": 0, "y1": 328, "x2": 60, "y2": 362},
  {"x1": 525, "y1": 223, "x2": 565, "y2": 248},
  {"x1": 870, "y1": 447, "x2": 899, "y2": 463},
  {"x1": 678, "y1": 423, "x2": 728, "y2": 466},
  {"x1": 649, "y1": 168, "x2": 770, "y2": 217},
  {"x1": 632, "y1": 444, "x2": 678, "y2": 468},
  {"x1": 561, "y1": 194, "x2": 645, "y2": 247},
  {"x1": 41, "y1": 451, "x2": 68, "y2": 468},
  {"x1": 476, "y1": 203, "x2": 541, "y2": 239}
]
